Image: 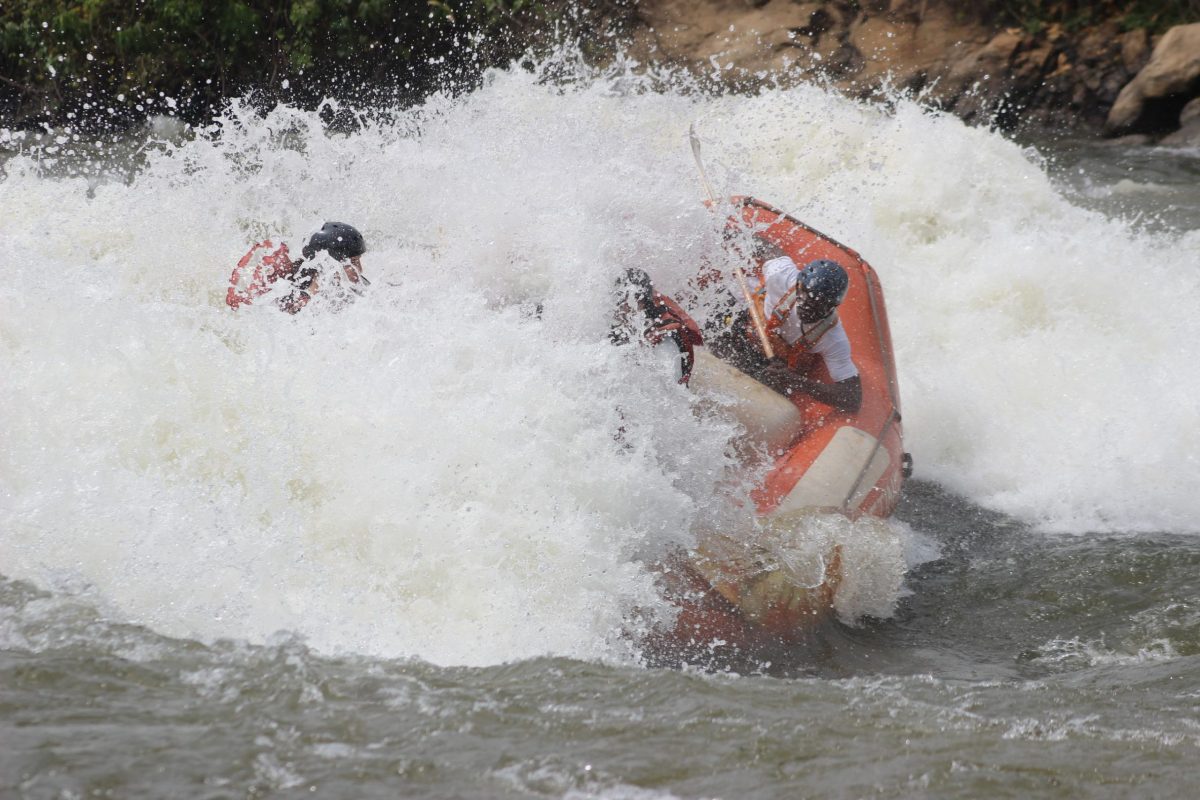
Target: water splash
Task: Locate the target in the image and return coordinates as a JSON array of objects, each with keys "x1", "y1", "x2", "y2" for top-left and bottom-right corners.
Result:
[{"x1": 3, "y1": 51, "x2": 1197, "y2": 663}]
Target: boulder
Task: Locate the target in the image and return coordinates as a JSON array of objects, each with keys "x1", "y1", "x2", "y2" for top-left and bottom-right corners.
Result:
[
  {"x1": 1181, "y1": 95, "x2": 1200, "y2": 127},
  {"x1": 848, "y1": 16, "x2": 923, "y2": 86},
  {"x1": 1105, "y1": 22, "x2": 1200, "y2": 135},
  {"x1": 1119, "y1": 28, "x2": 1151, "y2": 74},
  {"x1": 1025, "y1": 20, "x2": 1143, "y2": 127},
  {"x1": 934, "y1": 29, "x2": 1028, "y2": 123},
  {"x1": 810, "y1": 34, "x2": 862, "y2": 81},
  {"x1": 629, "y1": 0, "x2": 832, "y2": 79},
  {"x1": 846, "y1": 6, "x2": 983, "y2": 89},
  {"x1": 1160, "y1": 96, "x2": 1200, "y2": 146},
  {"x1": 1159, "y1": 120, "x2": 1200, "y2": 147},
  {"x1": 1133, "y1": 24, "x2": 1200, "y2": 97},
  {"x1": 950, "y1": 30, "x2": 1023, "y2": 81}
]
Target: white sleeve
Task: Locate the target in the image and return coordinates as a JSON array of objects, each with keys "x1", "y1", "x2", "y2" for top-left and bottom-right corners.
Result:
[
  {"x1": 762, "y1": 256, "x2": 799, "y2": 315},
  {"x1": 812, "y1": 320, "x2": 859, "y2": 382}
]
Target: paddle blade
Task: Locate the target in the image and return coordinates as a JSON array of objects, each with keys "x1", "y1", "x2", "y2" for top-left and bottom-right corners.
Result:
[{"x1": 689, "y1": 123, "x2": 717, "y2": 203}]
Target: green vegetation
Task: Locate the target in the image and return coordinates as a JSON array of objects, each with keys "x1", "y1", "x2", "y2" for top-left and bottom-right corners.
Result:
[
  {"x1": 977, "y1": 0, "x2": 1200, "y2": 33},
  {"x1": 0, "y1": 0, "x2": 545, "y2": 128}
]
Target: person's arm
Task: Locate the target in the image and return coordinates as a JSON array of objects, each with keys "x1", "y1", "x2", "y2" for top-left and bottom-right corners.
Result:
[
  {"x1": 644, "y1": 310, "x2": 689, "y2": 346},
  {"x1": 277, "y1": 265, "x2": 317, "y2": 314},
  {"x1": 644, "y1": 294, "x2": 702, "y2": 347},
  {"x1": 760, "y1": 360, "x2": 863, "y2": 413}
]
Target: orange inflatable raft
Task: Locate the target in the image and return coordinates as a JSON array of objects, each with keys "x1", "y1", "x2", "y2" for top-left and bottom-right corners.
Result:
[{"x1": 651, "y1": 197, "x2": 909, "y2": 655}]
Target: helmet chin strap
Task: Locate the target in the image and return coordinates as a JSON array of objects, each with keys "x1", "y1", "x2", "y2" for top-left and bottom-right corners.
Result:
[{"x1": 800, "y1": 303, "x2": 836, "y2": 324}]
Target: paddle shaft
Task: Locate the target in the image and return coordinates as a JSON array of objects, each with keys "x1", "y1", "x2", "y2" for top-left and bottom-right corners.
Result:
[{"x1": 688, "y1": 125, "x2": 775, "y2": 359}]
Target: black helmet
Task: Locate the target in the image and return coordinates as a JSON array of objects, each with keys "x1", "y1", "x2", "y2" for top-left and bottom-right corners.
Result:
[
  {"x1": 614, "y1": 268, "x2": 655, "y2": 309},
  {"x1": 609, "y1": 266, "x2": 657, "y2": 309},
  {"x1": 302, "y1": 222, "x2": 366, "y2": 261},
  {"x1": 796, "y1": 259, "x2": 849, "y2": 323}
]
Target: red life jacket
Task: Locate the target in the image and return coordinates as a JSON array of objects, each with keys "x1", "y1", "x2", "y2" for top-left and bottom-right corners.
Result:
[{"x1": 226, "y1": 241, "x2": 297, "y2": 309}]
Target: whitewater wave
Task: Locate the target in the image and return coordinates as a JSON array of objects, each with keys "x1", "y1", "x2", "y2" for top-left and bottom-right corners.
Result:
[{"x1": 3, "y1": 51, "x2": 1198, "y2": 663}]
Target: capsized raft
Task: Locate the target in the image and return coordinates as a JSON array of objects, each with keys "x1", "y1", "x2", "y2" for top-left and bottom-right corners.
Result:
[{"x1": 652, "y1": 197, "x2": 909, "y2": 653}]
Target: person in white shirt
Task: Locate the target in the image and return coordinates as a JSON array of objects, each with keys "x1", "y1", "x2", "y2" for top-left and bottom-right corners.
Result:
[
  {"x1": 706, "y1": 248, "x2": 861, "y2": 414},
  {"x1": 756, "y1": 255, "x2": 861, "y2": 413}
]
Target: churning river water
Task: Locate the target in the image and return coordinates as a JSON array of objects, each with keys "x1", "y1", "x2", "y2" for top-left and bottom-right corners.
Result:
[{"x1": 3, "y1": 54, "x2": 1200, "y2": 799}]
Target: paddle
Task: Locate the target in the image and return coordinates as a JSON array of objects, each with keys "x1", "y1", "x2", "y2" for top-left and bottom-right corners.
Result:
[{"x1": 688, "y1": 124, "x2": 775, "y2": 359}]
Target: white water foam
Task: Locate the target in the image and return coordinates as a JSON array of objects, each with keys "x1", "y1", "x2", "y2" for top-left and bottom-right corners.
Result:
[
  {"x1": 1030, "y1": 636, "x2": 1180, "y2": 670},
  {"x1": 2, "y1": 54, "x2": 1197, "y2": 663},
  {"x1": 691, "y1": 95, "x2": 1200, "y2": 533}
]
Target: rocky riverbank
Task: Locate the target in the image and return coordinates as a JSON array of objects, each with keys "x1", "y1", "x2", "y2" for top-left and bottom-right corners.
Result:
[{"x1": 616, "y1": 0, "x2": 1200, "y2": 144}]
